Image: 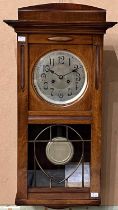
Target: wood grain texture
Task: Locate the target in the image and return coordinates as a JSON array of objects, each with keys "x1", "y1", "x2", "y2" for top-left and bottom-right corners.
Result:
[
  {"x1": 28, "y1": 34, "x2": 93, "y2": 44},
  {"x1": 48, "y1": 36, "x2": 73, "y2": 42},
  {"x1": 18, "y1": 3, "x2": 106, "y2": 23},
  {"x1": 16, "y1": 35, "x2": 28, "y2": 201},
  {"x1": 28, "y1": 187, "x2": 89, "y2": 193},
  {"x1": 20, "y1": 45, "x2": 25, "y2": 90},
  {"x1": 28, "y1": 110, "x2": 92, "y2": 124},
  {"x1": 15, "y1": 198, "x2": 100, "y2": 206},
  {"x1": 4, "y1": 2, "x2": 117, "y2": 207},
  {"x1": 90, "y1": 35, "x2": 103, "y2": 195},
  {"x1": 4, "y1": 21, "x2": 116, "y2": 34}
]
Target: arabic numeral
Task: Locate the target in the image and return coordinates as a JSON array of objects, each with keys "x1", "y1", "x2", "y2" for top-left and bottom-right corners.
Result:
[
  {"x1": 68, "y1": 88, "x2": 72, "y2": 96},
  {"x1": 41, "y1": 73, "x2": 46, "y2": 80},
  {"x1": 58, "y1": 56, "x2": 64, "y2": 64},
  {"x1": 44, "y1": 82, "x2": 48, "y2": 90},
  {"x1": 43, "y1": 65, "x2": 50, "y2": 72},
  {"x1": 76, "y1": 82, "x2": 79, "y2": 90},
  {"x1": 74, "y1": 64, "x2": 79, "y2": 70},
  {"x1": 58, "y1": 91, "x2": 63, "y2": 98},
  {"x1": 76, "y1": 72, "x2": 81, "y2": 81},
  {"x1": 50, "y1": 88, "x2": 54, "y2": 96}
]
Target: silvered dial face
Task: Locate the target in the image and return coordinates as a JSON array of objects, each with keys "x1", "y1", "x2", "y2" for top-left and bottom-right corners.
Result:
[{"x1": 33, "y1": 50, "x2": 87, "y2": 105}]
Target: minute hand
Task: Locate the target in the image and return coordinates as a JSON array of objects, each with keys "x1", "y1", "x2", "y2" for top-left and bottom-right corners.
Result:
[{"x1": 62, "y1": 69, "x2": 79, "y2": 77}]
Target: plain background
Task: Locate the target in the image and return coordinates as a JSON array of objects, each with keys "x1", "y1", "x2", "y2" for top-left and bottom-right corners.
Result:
[{"x1": 0, "y1": 0, "x2": 118, "y2": 205}]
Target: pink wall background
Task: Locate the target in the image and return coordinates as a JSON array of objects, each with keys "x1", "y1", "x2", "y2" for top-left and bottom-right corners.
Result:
[{"x1": 0, "y1": 0, "x2": 118, "y2": 205}]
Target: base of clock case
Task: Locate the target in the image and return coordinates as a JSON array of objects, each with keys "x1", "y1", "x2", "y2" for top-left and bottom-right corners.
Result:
[{"x1": 15, "y1": 197, "x2": 101, "y2": 207}]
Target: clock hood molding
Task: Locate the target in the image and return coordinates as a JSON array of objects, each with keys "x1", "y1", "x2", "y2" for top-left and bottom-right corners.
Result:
[{"x1": 4, "y1": 3, "x2": 117, "y2": 34}]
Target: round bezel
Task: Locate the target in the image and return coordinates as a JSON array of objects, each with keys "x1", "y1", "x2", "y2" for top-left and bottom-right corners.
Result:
[{"x1": 33, "y1": 50, "x2": 88, "y2": 105}]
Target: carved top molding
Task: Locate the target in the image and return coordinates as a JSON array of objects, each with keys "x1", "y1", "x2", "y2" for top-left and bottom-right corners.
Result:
[
  {"x1": 3, "y1": 3, "x2": 117, "y2": 34},
  {"x1": 18, "y1": 3, "x2": 105, "y2": 12},
  {"x1": 3, "y1": 21, "x2": 117, "y2": 34},
  {"x1": 17, "y1": 3, "x2": 106, "y2": 22}
]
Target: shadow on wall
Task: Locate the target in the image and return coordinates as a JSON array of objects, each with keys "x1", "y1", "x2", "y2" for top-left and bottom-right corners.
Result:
[{"x1": 102, "y1": 47, "x2": 118, "y2": 205}]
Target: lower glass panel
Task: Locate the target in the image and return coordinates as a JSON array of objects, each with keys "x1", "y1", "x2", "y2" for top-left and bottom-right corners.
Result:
[{"x1": 28, "y1": 124, "x2": 91, "y2": 188}]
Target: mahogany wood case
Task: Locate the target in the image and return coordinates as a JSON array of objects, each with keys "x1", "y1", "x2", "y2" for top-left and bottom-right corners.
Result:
[{"x1": 4, "y1": 3, "x2": 117, "y2": 208}]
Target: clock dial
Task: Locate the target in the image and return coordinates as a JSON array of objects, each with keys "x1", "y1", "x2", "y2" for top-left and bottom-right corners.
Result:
[{"x1": 33, "y1": 50, "x2": 88, "y2": 105}]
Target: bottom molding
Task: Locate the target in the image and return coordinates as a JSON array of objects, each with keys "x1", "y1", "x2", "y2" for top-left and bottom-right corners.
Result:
[{"x1": 0, "y1": 206, "x2": 118, "y2": 210}]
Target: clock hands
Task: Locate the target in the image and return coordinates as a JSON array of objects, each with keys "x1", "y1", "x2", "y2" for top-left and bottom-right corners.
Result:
[
  {"x1": 49, "y1": 69, "x2": 64, "y2": 79},
  {"x1": 49, "y1": 69, "x2": 60, "y2": 77},
  {"x1": 49, "y1": 67, "x2": 80, "y2": 80},
  {"x1": 62, "y1": 68, "x2": 79, "y2": 77}
]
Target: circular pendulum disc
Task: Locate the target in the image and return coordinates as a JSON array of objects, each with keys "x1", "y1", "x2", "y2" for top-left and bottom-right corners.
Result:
[{"x1": 46, "y1": 137, "x2": 74, "y2": 165}]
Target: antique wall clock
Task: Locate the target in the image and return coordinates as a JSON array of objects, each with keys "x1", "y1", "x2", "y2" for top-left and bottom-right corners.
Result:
[{"x1": 4, "y1": 3, "x2": 117, "y2": 207}]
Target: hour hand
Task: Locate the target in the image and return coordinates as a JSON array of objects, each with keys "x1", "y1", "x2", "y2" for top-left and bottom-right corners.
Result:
[
  {"x1": 49, "y1": 69, "x2": 54, "y2": 74},
  {"x1": 49, "y1": 69, "x2": 60, "y2": 77},
  {"x1": 44, "y1": 65, "x2": 57, "y2": 75}
]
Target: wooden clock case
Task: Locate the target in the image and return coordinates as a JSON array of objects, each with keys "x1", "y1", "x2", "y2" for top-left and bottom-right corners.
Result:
[{"x1": 4, "y1": 3, "x2": 117, "y2": 208}]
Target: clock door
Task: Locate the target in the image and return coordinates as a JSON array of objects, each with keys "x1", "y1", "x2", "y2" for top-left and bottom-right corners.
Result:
[
  {"x1": 29, "y1": 40, "x2": 93, "y2": 114},
  {"x1": 28, "y1": 124, "x2": 91, "y2": 189},
  {"x1": 27, "y1": 34, "x2": 94, "y2": 201}
]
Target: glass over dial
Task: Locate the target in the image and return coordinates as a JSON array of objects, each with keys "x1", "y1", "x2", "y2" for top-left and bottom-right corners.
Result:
[{"x1": 33, "y1": 50, "x2": 88, "y2": 105}]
